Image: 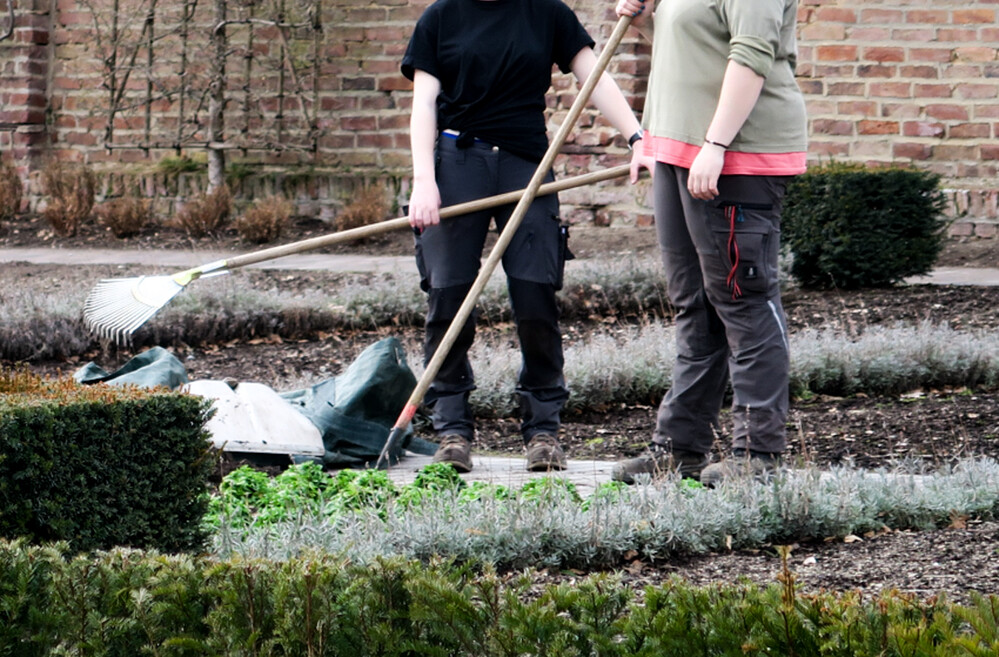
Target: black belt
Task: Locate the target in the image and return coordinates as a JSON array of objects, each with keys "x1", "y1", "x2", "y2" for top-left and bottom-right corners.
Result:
[{"x1": 441, "y1": 129, "x2": 493, "y2": 149}]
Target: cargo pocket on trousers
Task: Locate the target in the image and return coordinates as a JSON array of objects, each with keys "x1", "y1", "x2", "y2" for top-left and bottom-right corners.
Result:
[
  {"x1": 556, "y1": 221, "x2": 575, "y2": 290},
  {"x1": 711, "y1": 202, "x2": 775, "y2": 299}
]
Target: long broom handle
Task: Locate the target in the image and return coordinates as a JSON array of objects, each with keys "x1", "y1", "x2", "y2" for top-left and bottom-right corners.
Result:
[
  {"x1": 377, "y1": 15, "x2": 634, "y2": 468},
  {"x1": 222, "y1": 165, "x2": 631, "y2": 270}
]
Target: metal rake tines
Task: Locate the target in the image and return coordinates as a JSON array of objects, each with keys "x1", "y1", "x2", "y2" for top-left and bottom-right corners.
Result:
[{"x1": 83, "y1": 275, "x2": 185, "y2": 344}]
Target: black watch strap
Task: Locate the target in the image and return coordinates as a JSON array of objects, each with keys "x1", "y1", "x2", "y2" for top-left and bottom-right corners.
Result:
[{"x1": 628, "y1": 131, "x2": 644, "y2": 149}]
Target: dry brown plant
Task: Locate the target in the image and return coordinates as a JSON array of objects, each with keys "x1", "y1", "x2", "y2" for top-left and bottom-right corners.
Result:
[
  {"x1": 235, "y1": 194, "x2": 295, "y2": 243},
  {"x1": 41, "y1": 161, "x2": 97, "y2": 237},
  {"x1": 96, "y1": 196, "x2": 153, "y2": 238},
  {"x1": 174, "y1": 184, "x2": 233, "y2": 238},
  {"x1": 0, "y1": 160, "x2": 23, "y2": 223},
  {"x1": 336, "y1": 183, "x2": 389, "y2": 232}
]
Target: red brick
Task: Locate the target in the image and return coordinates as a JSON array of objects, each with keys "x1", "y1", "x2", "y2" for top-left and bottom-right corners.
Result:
[
  {"x1": 903, "y1": 121, "x2": 945, "y2": 137},
  {"x1": 881, "y1": 104, "x2": 920, "y2": 119},
  {"x1": 983, "y1": 144, "x2": 999, "y2": 160},
  {"x1": 811, "y1": 118, "x2": 854, "y2": 135},
  {"x1": 837, "y1": 101, "x2": 877, "y2": 115},
  {"x1": 938, "y1": 29, "x2": 982, "y2": 43},
  {"x1": 900, "y1": 66, "x2": 939, "y2": 80},
  {"x1": 893, "y1": 142, "x2": 934, "y2": 160},
  {"x1": 954, "y1": 47, "x2": 998, "y2": 62},
  {"x1": 813, "y1": 64, "x2": 857, "y2": 77},
  {"x1": 914, "y1": 84, "x2": 953, "y2": 98},
  {"x1": 340, "y1": 115, "x2": 377, "y2": 131},
  {"x1": 933, "y1": 144, "x2": 980, "y2": 161},
  {"x1": 890, "y1": 28, "x2": 937, "y2": 42},
  {"x1": 857, "y1": 64, "x2": 894, "y2": 78},
  {"x1": 954, "y1": 9, "x2": 996, "y2": 24},
  {"x1": 816, "y1": 45, "x2": 858, "y2": 62},
  {"x1": 800, "y1": 23, "x2": 846, "y2": 40},
  {"x1": 926, "y1": 104, "x2": 970, "y2": 120},
  {"x1": 848, "y1": 27, "x2": 891, "y2": 41},
  {"x1": 943, "y1": 64, "x2": 986, "y2": 80},
  {"x1": 827, "y1": 82, "x2": 865, "y2": 96},
  {"x1": 863, "y1": 47, "x2": 905, "y2": 63},
  {"x1": 908, "y1": 48, "x2": 953, "y2": 63},
  {"x1": 807, "y1": 141, "x2": 851, "y2": 157},
  {"x1": 950, "y1": 123, "x2": 992, "y2": 138},
  {"x1": 955, "y1": 84, "x2": 999, "y2": 100},
  {"x1": 858, "y1": 120, "x2": 898, "y2": 135},
  {"x1": 868, "y1": 82, "x2": 912, "y2": 98},
  {"x1": 906, "y1": 10, "x2": 950, "y2": 24},
  {"x1": 861, "y1": 9, "x2": 904, "y2": 23}
]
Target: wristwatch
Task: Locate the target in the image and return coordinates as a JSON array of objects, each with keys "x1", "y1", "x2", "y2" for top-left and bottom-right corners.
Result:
[{"x1": 627, "y1": 131, "x2": 644, "y2": 150}]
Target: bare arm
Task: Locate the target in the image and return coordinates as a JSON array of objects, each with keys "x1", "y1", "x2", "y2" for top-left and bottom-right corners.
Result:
[
  {"x1": 688, "y1": 60, "x2": 765, "y2": 200},
  {"x1": 408, "y1": 69, "x2": 443, "y2": 229},
  {"x1": 570, "y1": 47, "x2": 655, "y2": 183}
]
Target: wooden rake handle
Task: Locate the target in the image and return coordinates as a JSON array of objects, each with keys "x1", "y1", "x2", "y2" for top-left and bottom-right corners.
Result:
[
  {"x1": 223, "y1": 165, "x2": 632, "y2": 271},
  {"x1": 376, "y1": 15, "x2": 635, "y2": 468}
]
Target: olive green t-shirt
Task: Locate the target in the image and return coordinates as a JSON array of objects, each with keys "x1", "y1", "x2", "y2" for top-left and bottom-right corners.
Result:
[{"x1": 644, "y1": 0, "x2": 807, "y2": 153}]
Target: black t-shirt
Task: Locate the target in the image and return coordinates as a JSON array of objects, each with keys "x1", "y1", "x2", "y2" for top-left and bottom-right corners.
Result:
[{"x1": 401, "y1": 0, "x2": 595, "y2": 162}]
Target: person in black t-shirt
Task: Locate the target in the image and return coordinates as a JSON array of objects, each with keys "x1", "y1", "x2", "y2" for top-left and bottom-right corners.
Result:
[{"x1": 402, "y1": 0, "x2": 654, "y2": 473}]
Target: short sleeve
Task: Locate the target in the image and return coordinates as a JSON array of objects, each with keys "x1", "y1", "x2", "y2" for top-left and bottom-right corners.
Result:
[
  {"x1": 401, "y1": 8, "x2": 440, "y2": 81},
  {"x1": 551, "y1": 0, "x2": 595, "y2": 73},
  {"x1": 720, "y1": 0, "x2": 784, "y2": 78}
]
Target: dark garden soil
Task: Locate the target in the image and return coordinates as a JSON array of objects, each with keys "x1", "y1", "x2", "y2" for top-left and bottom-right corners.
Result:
[{"x1": 4, "y1": 211, "x2": 999, "y2": 603}]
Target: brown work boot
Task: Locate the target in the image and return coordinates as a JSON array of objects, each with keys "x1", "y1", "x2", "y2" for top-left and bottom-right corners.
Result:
[
  {"x1": 432, "y1": 434, "x2": 473, "y2": 473},
  {"x1": 525, "y1": 433, "x2": 567, "y2": 472},
  {"x1": 611, "y1": 443, "x2": 710, "y2": 484},
  {"x1": 699, "y1": 449, "x2": 781, "y2": 487}
]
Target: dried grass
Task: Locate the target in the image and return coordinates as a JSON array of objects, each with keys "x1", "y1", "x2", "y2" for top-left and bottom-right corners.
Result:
[
  {"x1": 174, "y1": 184, "x2": 232, "y2": 238},
  {"x1": 96, "y1": 196, "x2": 153, "y2": 238},
  {"x1": 235, "y1": 194, "x2": 294, "y2": 243},
  {"x1": 0, "y1": 160, "x2": 23, "y2": 223},
  {"x1": 336, "y1": 184, "x2": 389, "y2": 232},
  {"x1": 41, "y1": 161, "x2": 97, "y2": 237}
]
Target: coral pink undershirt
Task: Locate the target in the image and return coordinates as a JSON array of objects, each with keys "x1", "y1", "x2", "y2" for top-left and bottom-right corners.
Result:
[{"x1": 642, "y1": 132, "x2": 807, "y2": 176}]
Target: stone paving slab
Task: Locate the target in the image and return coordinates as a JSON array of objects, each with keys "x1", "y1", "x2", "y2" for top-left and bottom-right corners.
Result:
[{"x1": 387, "y1": 452, "x2": 616, "y2": 498}]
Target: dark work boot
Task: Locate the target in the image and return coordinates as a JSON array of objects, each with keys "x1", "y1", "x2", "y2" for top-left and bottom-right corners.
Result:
[
  {"x1": 432, "y1": 434, "x2": 473, "y2": 473},
  {"x1": 611, "y1": 443, "x2": 710, "y2": 484}
]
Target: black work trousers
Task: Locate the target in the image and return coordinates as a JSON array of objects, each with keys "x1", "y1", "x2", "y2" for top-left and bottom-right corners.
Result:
[{"x1": 415, "y1": 136, "x2": 570, "y2": 443}]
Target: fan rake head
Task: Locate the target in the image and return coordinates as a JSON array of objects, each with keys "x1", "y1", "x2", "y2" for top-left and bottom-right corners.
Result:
[{"x1": 83, "y1": 274, "x2": 188, "y2": 344}]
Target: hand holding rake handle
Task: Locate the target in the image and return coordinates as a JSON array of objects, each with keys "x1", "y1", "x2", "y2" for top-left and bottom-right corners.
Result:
[
  {"x1": 376, "y1": 15, "x2": 634, "y2": 469},
  {"x1": 83, "y1": 164, "x2": 632, "y2": 343}
]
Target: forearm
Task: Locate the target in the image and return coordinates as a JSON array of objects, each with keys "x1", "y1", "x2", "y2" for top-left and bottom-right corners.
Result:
[
  {"x1": 410, "y1": 70, "x2": 439, "y2": 183},
  {"x1": 704, "y1": 60, "x2": 765, "y2": 147},
  {"x1": 571, "y1": 48, "x2": 643, "y2": 140}
]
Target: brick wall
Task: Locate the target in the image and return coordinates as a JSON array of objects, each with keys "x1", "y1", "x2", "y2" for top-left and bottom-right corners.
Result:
[
  {"x1": 0, "y1": 0, "x2": 996, "y2": 235},
  {"x1": 796, "y1": 0, "x2": 999, "y2": 238}
]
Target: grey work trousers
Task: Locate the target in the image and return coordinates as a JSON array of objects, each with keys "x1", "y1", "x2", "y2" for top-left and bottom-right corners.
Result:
[
  {"x1": 414, "y1": 136, "x2": 571, "y2": 442},
  {"x1": 652, "y1": 163, "x2": 791, "y2": 455}
]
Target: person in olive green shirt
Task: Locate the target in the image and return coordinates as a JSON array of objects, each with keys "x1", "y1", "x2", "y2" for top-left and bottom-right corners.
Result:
[{"x1": 611, "y1": 0, "x2": 808, "y2": 486}]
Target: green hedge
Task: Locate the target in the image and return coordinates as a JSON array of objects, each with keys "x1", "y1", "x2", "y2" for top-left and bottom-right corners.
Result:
[
  {"x1": 1, "y1": 541, "x2": 997, "y2": 656},
  {"x1": 783, "y1": 163, "x2": 947, "y2": 289},
  {"x1": 0, "y1": 368, "x2": 215, "y2": 553}
]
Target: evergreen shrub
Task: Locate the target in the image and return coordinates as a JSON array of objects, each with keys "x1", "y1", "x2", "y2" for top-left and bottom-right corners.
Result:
[
  {"x1": 0, "y1": 367, "x2": 215, "y2": 553},
  {"x1": 782, "y1": 163, "x2": 947, "y2": 289},
  {"x1": 2, "y1": 541, "x2": 998, "y2": 656}
]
